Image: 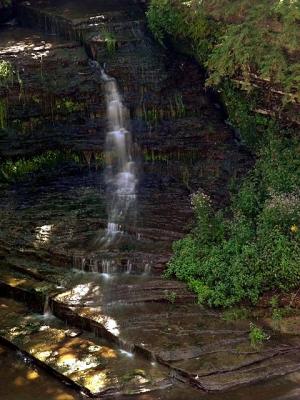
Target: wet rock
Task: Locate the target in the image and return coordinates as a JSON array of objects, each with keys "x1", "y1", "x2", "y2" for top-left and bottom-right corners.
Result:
[
  {"x1": 0, "y1": 296, "x2": 171, "y2": 397},
  {"x1": 0, "y1": 26, "x2": 106, "y2": 158},
  {"x1": 278, "y1": 388, "x2": 300, "y2": 400},
  {"x1": 2, "y1": 251, "x2": 300, "y2": 395}
]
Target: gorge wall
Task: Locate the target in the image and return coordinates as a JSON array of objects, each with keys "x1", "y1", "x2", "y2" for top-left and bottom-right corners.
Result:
[{"x1": 0, "y1": 0, "x2": 251, "y2": 269}]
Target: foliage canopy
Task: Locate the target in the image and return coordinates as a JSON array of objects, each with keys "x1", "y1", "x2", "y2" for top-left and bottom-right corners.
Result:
[{"x1": 147, "y1": 0, "x2": 300, "y2": 101}]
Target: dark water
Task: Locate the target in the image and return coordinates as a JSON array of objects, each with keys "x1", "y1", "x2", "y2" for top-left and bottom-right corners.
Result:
[{"x1": 0, "y1": 345, "x2": 79, "y2": 400}]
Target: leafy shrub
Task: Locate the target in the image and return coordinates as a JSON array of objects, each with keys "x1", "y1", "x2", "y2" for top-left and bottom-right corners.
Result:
[
  {"x1": 147, "y1": 0, "x2": 186, "y2": 46},
  {"x1": 167, "y1": 127, "x2": 300, "y2": 307},
  {"x1": 165, "y1": 235, "x2": 200, "y2": 282},
  {"x1": 219, "y1": 80, "x2": 264, "y2": 150},
  {"x1": 147, "y1": 0, "x2": 218, "y2": 62},
  {"x1": 257, "y1": 134, "x2": 300, "y2": 194},
  {"x1": 188, "y1": 279, "x2": 213, "y2": 305}
]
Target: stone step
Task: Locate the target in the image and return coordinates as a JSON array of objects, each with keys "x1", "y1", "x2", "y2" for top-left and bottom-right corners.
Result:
[
  {"x1": 0, "y1": 296, "x2": 171, "y2": 397},
  {"x1": 2, "y1": 261, "x2": 300, "y2": 393},
  {"x1": 17, "y1": 0, "x2": 147, "y2": 50},
  {"x1": 5, "y1": 250, "x2": 166, "y2": 277},
  {"x1": 0, "y1": 262, "x2": 207, "y2": 392},
  {"x1": 5, "y1": 256, "x2": 70, "y2": 282},
  {"x1": 0, "y1": 263, "x2": 60, "y2": 313},
  {"x1": 52, "y1": 280, "x2": 300, "y2": 392},
  {"x1": 0, "y1": 261, "x2": 197, "y2": 338}
]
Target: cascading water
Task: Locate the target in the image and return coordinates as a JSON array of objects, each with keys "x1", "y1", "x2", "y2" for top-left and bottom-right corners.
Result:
[
  {"x1": 90, "y1": 61, "x2": 138, "y2": 246},
  {"x1": 102, "y1": 70, "x2": 138, "y2": 244},
  {"x1": 43, "y1": 295, "x2": 53, "y2": 319}
]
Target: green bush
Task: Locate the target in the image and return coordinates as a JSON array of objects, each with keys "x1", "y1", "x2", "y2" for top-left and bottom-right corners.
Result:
[
  {"x1": 147, "y1": 0, "x2": 218, "y2": 63},
  {"x1": 219, "y1": 80, "x2": 265, "y2": 150},
  {"x1": 147, "y1": 0, "x2": 186, "y2": 46},
  {"x1": 167, "y1": 127, "x2": 300, "y2": 307}
]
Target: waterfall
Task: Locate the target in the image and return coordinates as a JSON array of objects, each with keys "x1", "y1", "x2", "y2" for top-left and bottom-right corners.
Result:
[
  {"x1": 88, "y1": 60, "x2": 138, "y2": 247},
  {"x1": 100, "y1": 68, "x2": 137, "y2": 245},
  {"x1": 43, "y1": 295, "x2": 52, "y2": 318}
]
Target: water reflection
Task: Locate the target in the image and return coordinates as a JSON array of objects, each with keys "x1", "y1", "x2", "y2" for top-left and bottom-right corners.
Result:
[{"x1": 0, "y1": 345, "x2": 79, "y2": 400}]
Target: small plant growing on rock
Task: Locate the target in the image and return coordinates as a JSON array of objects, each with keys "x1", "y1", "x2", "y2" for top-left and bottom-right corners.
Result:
[
  {"x1": 143, "y1": 106, "x2": 159, "y2": 126},
  {"x1": 173, "y1": 93, "x2": 186, "y2": 118},
  {"x1": 249, "y1": 323, "x2": 269, "y2": 347},
  {"x1": 165, "y1": 290, "x2": 177, "y2": 304},
  {"x1": 0, "y1": 151, "x2": 81, "y2": 182},
  {"x1": 0, "y1": 0, "x2": 12, "y2": 7},
  {"x1": 271, "y1": 308, "x2": 283, "y2": 325},
  {"x1": 269, "y1": 296, "x2": 284, "y2": 328},
  {"x1": 0, "y1": 60, "x2": 14, "y2": 87},
  {"x1": 269, "y1": 295, "x2": 279, "y2": 310},
  {"x1": 101, "y1": 30, "x2": 117, "y2": 55}
]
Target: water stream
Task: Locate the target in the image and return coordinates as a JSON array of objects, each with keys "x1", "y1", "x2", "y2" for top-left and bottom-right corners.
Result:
[
  {"x1": 43, "y1": 295, "x2": 53, "y2": 318},
  {"x1": 100, "y1": 67, "x2": 138, "y2": 245}
]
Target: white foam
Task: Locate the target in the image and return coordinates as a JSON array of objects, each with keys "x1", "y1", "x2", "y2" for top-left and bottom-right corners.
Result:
[{"x1": 100, "y1": 69, "x2": 138, "y2": 244}]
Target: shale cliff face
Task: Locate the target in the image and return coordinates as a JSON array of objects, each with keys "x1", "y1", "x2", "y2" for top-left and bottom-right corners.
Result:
[
  {"x1": 0, "y1": 0, "x2": 251, "y2": 267},
  {"x1": 0, "y1": 27, "x2": 104, "y2": 157},
  {"x1": 1, "y1": 1, "x2": 250, "y2": 165}
]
